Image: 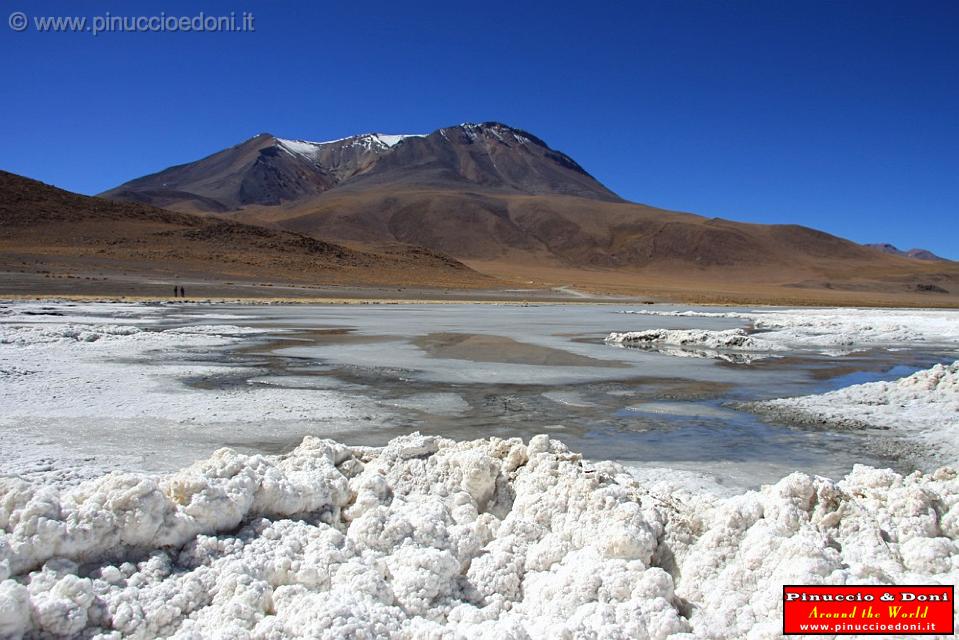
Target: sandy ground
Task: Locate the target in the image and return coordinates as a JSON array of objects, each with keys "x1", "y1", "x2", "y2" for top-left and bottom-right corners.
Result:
[
  {"x1": 4, "y1": 261, "x2": 959, "y2": 308},
  {"x1": 0, "y1": 271, "x2": 640, "y2": 305},
  {"x1": 466, "y1": 260, "x2": 959, "y2": 308}
]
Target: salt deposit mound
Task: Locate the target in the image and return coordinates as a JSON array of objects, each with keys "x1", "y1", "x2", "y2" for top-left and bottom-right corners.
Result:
[
  {"x1": 620, "y1": 308, "x2": 959, "y2": 350},
  {"x1": 750, "y1": 360, "x2": 959, "y2": 463},
  {"x1": 605, "y1": 329, "x2": 784, "y2": 363},
  {"x1": 1, "y1": 434, "x2": 957, "y2": 639},
  {"x1": 606, "y1": 328, "x2": 781, "y2": 351}
]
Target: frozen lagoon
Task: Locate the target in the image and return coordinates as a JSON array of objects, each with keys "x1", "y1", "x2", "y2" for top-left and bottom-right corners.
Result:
[
  {"x1": 2, "y1": 301, "x2": 958, "y2": 638},
  {"x1": 2, "y1": 301, "x2": 957, "y2": 489}
]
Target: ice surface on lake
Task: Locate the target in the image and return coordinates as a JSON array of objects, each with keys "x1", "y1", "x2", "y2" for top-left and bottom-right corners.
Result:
[
  {"x1": 382, "y1": 392, "x2": 470, "y2": 416},
  {"x1": 3, "y1": 301, "x2": 957, "y2": 486},
  {"x1": 625, "y1": 402, "x2": 740, "y2": 420},
  {"x1": 540, "y1": 390, "x2": 596, "y2": 408},
  {"x1": 267, "y1": 304, "x2": 769, "y2": 386}
]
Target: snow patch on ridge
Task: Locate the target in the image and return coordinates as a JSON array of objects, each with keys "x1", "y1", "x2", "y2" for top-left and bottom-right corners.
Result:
[
  {"x1": 372, "y1": 134, "x2": 423, "y2": 148},
  {"x1": 458, "y1": 122, "x2": 535, "y2": 145},
  {"x1": 277, "y1": 133, "x2": 424, "y2": 159},
  {"x1": 0, "y1": 433, "x2": 956, "y2": 638},
  {"x1": 276, "y1": 138, "x2": 326, "y2": 158}
]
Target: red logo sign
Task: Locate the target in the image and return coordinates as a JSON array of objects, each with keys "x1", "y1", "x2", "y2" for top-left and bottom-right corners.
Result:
[{"x1": 783, "y1": 585, "x2": 954, "y2": 635}]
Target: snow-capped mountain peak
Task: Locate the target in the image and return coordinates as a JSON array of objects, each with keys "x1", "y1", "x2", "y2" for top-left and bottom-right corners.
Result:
[
  {"x1": 105, "y1": 121, "x2": 619, "y2": 212},
  {"x1": 276, "y1": 133, "x2": 424, "y2": 160},
  {"x1": 450, "y1": 122, "x2": 539, "y2": 146}
]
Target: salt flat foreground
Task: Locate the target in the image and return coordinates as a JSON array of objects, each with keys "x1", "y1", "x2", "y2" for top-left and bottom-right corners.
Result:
[
  {"x1": 1, "y1": 433, "x2": 956, "y2": 639},
  {"x1": 0, "y1": 301, "x2": 957, "y2": 638}
]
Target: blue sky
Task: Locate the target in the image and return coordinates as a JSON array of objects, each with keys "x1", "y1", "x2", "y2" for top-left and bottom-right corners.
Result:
[{"x1": 2, "y1": 0, "x2": 957, "y2": 257}]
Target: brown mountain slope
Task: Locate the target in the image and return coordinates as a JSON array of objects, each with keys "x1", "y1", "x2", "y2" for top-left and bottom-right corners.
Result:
[
  {"x1": 98, "y1": 123, "x2": 959, "y2": 305},
  {"x1": 0, "y1": 170, "x2": 493, "y2": 292},
  {"x1": 234, "y1": 185, "x2": 927, "y2": 269},
  {"x1": 237, "y1": 188, "x2": 959, "y2": 303}
]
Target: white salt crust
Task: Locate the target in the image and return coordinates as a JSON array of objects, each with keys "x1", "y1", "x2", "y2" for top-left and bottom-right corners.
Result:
[
  {"x1": 1, "y1": 433, "x2": 956, "y2": 639},
  {"x1": 752, "y1": 360, "x2": 959, "y2": 461},
  {"x1": 606, "y1": 329, "x2": 784, "y2": 363},
  {"x1": 0, "y1": 320, "x2": 364, "y2": 484},
  {"x1": 613, "y1": 308, "x2": 959, "y2": 360}
]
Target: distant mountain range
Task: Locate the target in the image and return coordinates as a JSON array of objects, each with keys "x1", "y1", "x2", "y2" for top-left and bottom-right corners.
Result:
[
  {"x1": 3, "y1": 122, "x2": 956, "y2": 305},
  {"x1": 864, "y1": 243, "x2": 947, "y2": 262},
  {"x1": 101, "y1": 123, "x2": 934, "y2": 272}
]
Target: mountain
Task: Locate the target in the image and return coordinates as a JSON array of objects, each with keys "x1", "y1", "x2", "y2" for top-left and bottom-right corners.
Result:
[
  {"x1": 865, "y1": 243, "x2": 949, "y2": 262},
  {"x1": 0, "y1": 170, "x2": 491, "y2": 294},
  {"x1": 102, "y1": 123, "x2": 618, "y2": 213},
  {"x1": 99, "y1": 123, "x2": 959, "y2": 305}
]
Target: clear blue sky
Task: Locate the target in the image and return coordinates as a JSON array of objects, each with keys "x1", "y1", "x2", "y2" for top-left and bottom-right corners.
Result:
[{"x1": 2, "y1": 0, "x2": 957, "y2": 257}]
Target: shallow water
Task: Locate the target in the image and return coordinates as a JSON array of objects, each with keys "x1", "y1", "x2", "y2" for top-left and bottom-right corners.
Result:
[
  {"x1": 4, "y1": 302, "x2": 956, "y2": 489},
  {"x1": 165, "y1": 303, "x2": 956, "y2": 487}
]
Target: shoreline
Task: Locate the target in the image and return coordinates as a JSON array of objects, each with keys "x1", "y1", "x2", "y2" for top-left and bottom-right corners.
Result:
[
  {"x1": 4, "y1": 293, "x2": 959, "y2": 310},
  {"x1": 3, "y1": 268, "x2": 959, "y2": 309},
  {"x1": 0, "y1": 294, "x2": 635, "y2": 306}
]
